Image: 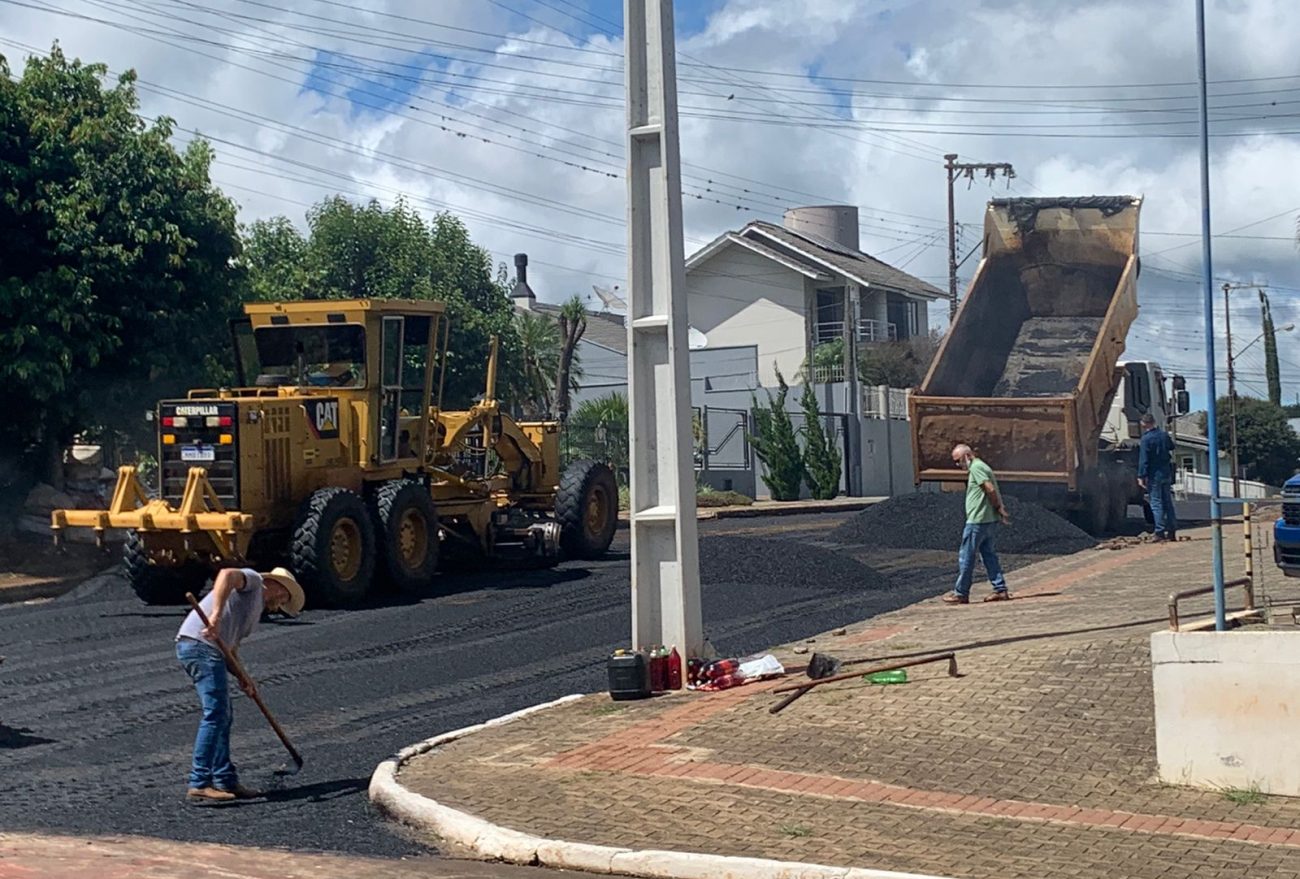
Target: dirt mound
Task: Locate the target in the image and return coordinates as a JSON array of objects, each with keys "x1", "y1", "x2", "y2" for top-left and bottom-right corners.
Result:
[
  {"x1": 699, "y1": 534, "x2": 892, "y2": 591},
  {"x1": 830, "y1": 492, "x2": 1096, "y2": 555}
]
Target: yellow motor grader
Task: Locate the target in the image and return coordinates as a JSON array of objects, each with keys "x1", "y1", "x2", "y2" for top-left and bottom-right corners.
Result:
[{"x1": 51, "y1": 299, "x2": 619, "y2": 607}]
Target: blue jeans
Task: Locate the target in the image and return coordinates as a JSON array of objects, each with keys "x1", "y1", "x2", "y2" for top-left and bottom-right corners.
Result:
[
  {"x1": 953, "y1": 522, "x2": 1008, "y2": 598},
  {"x1": 1149, "y1": 477, "x2": 1177, "y2": 536},
  {"x1": 176, "y1": 639, "x2": 238, "y2": 790}
]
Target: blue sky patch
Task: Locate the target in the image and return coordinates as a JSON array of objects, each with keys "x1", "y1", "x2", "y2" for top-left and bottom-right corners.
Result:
[{"x1": 301, "y1": 48, "x2": 436, "y2": 118}]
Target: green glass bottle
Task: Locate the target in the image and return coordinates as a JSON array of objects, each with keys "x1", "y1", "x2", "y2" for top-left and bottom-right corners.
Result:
[{"x1": 865, "y1": 669, "x2": 908, "y2": 685}]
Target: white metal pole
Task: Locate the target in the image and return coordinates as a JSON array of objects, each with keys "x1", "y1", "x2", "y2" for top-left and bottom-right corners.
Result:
[{"x1": 624, "y1": 0, "x2": 703, "y2": 662}]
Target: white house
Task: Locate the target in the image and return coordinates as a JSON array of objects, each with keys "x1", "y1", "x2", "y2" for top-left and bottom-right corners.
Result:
[{"x1": 685, "y1": 205, "x2": 947, "y2": 387}]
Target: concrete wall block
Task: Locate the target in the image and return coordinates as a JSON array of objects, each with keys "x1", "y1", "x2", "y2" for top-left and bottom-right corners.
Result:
[{"x1": 1151, "y1": 630, "x2": 1300, "y2": 796}]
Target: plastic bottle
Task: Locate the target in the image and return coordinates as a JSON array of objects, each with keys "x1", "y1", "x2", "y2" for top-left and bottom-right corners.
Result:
[
  {"x1": 865, "y1": 669, "x2": 909, "y2": 685},
  {"x1": 667, "y1": 647, "x2": 682, "y2": 690}
]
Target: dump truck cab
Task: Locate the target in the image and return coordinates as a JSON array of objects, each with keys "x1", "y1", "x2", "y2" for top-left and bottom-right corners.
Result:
[{"x1": 52, "y1": 298, "x2": 617, "y2": 608}]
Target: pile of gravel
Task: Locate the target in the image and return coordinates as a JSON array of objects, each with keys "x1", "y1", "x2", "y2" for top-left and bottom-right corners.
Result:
[
  {"x1": 699, "y1": 534, "x2": 892, "y2": 591},
  {"x1": 830, "y1": 492, "x2": 1096, "y2": 555}
]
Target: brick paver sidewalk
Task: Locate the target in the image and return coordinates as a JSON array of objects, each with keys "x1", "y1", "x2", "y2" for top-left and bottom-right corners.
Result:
[{"x1": 399, "y1": 533, "x2": 1300, "y2": 879}]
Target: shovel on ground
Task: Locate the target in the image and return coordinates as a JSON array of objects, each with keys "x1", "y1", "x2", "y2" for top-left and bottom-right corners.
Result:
[
  {"x1": 769, "y1": 652, "x2": 842, "y2": 715},
  {"x1": 185, "y1": 593, "x2": 304, "y2": 775}
]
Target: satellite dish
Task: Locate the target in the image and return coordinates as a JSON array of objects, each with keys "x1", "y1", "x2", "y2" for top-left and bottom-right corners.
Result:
[
  {"x1": 688, "y1": 326, "x2": 708, "y2": 350},
  {"x1": 593, "y1": 284, "x2": 627, "y2": 312}
]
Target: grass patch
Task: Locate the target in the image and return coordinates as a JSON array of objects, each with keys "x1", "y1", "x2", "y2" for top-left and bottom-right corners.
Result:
[
  {"x1": 696, "y1": 490, "x2": 755, "y2": 508},
  {"x1": 780, "y1": 824, "x2": 812, "y2": 838},
  {"x1": 1221, "y1": 784, "x2": 1267, "y2": 806}
]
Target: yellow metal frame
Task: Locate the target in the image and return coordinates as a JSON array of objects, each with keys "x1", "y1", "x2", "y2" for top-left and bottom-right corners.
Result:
[{"x1": 51, "y1": 466, "x2": 254, "y2": 556}]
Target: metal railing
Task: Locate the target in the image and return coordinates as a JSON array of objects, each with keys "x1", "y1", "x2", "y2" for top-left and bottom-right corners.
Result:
[
  {"x1": 1168, "y1": 577, "x2": 1256, "y2": 630},
  {"x1": 857, "y1": 318, "x2": 897, "y2": 343}
]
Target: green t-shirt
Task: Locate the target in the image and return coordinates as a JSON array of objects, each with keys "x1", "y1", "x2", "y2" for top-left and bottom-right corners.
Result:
[{"x1": 966, "y1": 458, "x2": 1000, "y2": 524}]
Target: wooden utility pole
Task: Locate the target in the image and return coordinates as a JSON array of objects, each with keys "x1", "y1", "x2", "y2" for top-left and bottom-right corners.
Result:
[{"x1": 945, "y1": 154, "x2": 1014, "y2": 320}]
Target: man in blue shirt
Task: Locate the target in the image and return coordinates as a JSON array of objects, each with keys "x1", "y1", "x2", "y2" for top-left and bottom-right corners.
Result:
[{"x1": 1137, "y1": 413, "x2": 1177, "y2": 541}]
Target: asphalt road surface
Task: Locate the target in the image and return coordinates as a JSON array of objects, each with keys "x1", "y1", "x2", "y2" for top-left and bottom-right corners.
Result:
[
  {"x1": 0, "y1": 508, "x2": 1163, "y2": 856},
  {"x1": 1, "y1": 512, "x2": 932, "y2": 856}
]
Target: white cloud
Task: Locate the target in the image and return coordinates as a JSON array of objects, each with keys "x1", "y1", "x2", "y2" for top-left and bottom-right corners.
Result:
[{"x1": 2, "y1": 0, "x2": 1298, "y2": 403}]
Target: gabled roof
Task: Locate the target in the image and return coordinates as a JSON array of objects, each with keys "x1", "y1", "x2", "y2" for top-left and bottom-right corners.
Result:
[
  {"x1": 522, "y1": 302, "x2": 628, "y2": 354},
  {"x1": 686, "y1": 231, "x2": 832, "y2": 281},
  {"x1": 739, "y1": 222, "x2": 945, "y2": 300}
]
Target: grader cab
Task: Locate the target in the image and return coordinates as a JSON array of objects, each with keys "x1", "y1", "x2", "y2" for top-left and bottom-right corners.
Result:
[{"x1": 51, "y1": 299, "x2": 619, "y2": 607}]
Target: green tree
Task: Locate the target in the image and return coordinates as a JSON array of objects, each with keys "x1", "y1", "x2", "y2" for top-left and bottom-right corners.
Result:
[
  {"x1": 749, "y1": 369, "x2": 804, "y2": 501},
  {"x1": 242, "y1": 196, "x2": 519, "y2": 408},
  {"x1": 799, "y1": 383, "x2": 841, "y2": 499},
  {"x1": 0, "y1": 46, "x2": 242, "y2": 482},
  {"x1": 1209, "y1": 396, "x2": 1300, "y2": 487},
  {"x1": 567, "y1": 393, "x2": 629, "y2": 481},
  {"x1": 858, "y1": 340, "x2": 922, "y2": 388},
  {"x1": 1261, "y1": 291, "x2": 1282, "y2": 406},
  {"x1": 513, "y1": 309, "x2": 560, "y2": 418}
]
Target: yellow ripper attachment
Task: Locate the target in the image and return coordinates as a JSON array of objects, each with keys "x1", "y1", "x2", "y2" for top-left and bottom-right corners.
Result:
[{"x1": 50, "y1": 466, "x2": 253, "y2": 557}]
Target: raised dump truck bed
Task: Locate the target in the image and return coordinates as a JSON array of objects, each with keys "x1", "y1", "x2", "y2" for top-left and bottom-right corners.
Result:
[{"x1": 909, "y1": 196, "x2": 1142, "y2": 528}]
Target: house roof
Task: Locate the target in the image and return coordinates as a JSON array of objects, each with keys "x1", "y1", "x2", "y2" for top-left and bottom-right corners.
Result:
[
  {"x1": 523, "y1": 302, "x2": 628, "y2": 354},
  {"x1": 687, "y1": 220, "x2": 945, "y2": 301}
]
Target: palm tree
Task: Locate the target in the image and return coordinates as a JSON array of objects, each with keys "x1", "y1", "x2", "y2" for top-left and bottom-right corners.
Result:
[
  {"x1": 555, "y1": 295, "x2": 588, "y2": 423},
  {"x1": 513, "y1": 310, "x2": 560, "y2": 418}
]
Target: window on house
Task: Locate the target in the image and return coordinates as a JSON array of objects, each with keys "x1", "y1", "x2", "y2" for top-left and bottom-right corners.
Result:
[
  {"x1": 1181, "y1": 456, "x2": 1195, "y2": 473},
  {"x1": 814, "y1": 288, "x2": 845, "y2": 345}
]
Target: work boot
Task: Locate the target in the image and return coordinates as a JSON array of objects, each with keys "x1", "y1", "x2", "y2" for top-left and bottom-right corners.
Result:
[
  {"x1": 187, "y1": 787, "x2": 236, "y2": 803},
  {"x1": 216, "y1": 784, "x2": 263, "y2": 799},
  {"x1": 941, "y1": 592, "x2": 969, "y2": 605},
  {"x1": 982, "y1": 590, "x2": 1012, "y2": 602}
]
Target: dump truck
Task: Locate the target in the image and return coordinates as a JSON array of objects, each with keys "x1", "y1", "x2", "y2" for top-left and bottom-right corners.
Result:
[
  {"x1": 910, "y1": 196, "x2": 1188, "y2": 533},
  {"x1": 51, "y1": 299, "x2": 619, "y2": 607}
]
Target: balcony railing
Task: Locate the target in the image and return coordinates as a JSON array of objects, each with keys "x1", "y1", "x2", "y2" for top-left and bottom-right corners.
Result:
[{"x1": 812, "y1": 319, "x2": 898, "y2": 346}]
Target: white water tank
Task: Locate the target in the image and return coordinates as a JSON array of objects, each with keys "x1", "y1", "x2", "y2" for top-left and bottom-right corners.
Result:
[{"x1": 782, "y1": 205, "x2": 860, "y2": 250}]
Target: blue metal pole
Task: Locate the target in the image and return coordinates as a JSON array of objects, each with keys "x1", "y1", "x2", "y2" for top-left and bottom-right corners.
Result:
[{"x1": 1195, "y1": 0, "x2": 1227, "y2": 631}]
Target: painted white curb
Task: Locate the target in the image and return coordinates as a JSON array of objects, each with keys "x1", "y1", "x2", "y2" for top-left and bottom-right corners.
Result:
[{"x1": 368, "y1": 694, "x2": 956, "y2": 879}]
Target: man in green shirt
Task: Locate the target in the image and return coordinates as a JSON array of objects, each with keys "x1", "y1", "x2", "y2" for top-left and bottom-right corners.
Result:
[{"x1": 943, "y1": 443, "x2": 1012, "y2": 605}]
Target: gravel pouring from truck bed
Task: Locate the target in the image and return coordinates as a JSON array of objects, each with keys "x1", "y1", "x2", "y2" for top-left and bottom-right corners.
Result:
[{"x1": 830, "y1": 493, "x2": 1096, "y2": 555}]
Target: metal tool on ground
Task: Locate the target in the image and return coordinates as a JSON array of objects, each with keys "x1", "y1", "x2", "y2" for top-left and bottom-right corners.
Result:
[
  {"x1": 768, "y1": 652, "x2": 842, "y2": 714},
  {"x1": 770, "y1": 652, "x2": 959, "y2": 714},
  {"x1": 185, "y1": 593, "x2": 304, "y2": 775}
]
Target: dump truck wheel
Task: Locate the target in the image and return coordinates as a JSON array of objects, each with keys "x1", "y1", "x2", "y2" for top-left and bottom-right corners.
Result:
[
  {"x1": 557, "y1": 460, "x2": 618, "y2": 559},
  {"x1": 372, "y1": 480, "x2": 440, "y2": 596},
  {"x1": 123, "y1": 532, "x2": 209, "y2": 605},
  {"x1": 291, "y1": 488, "x2": 376, "y2": 608}
]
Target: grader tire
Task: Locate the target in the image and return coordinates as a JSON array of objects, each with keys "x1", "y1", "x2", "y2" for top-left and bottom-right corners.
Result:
[
  {"x1": 557, "y1": 460, "x2": 618, "y2": 559},
  {"x1": 372, "y1": 480, "x2": 440, "y2": 597},
  {"x1": 123, "y1": 532, "x2": 209, "y2": 606},
  {"x1": 291, "y1": 488, "x2": 376, "y2": 608}
]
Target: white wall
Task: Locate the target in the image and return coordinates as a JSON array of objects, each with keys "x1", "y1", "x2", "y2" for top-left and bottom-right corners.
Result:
[
  {"x1": 687, "y1": 245, "x2": 806, "y2": 387},
  {"x1": 1153, "y1": 630, "x2": 1300, "y2": 797}
]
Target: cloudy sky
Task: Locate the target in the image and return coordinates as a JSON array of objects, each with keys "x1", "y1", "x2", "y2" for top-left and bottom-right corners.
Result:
[{"x1": 3, "y1": 0, "x2": 1298, "y2": 410}]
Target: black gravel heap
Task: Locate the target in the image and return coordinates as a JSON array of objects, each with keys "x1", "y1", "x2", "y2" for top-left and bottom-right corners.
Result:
[
  {"x1": 830, "y1": 492, "x2": 1096, "y2": 555},
  {"x1": 700, "y1": 535, "x2": 892, "y2": 591}
]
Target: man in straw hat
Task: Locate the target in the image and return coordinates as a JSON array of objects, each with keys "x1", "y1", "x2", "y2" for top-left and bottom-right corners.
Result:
[{"x1": 175, "y1": 566, "x2": 305, "y2": 803}]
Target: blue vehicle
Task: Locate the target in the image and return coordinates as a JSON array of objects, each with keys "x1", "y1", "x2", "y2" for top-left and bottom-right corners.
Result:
[{"x1": 1275, "y1": 475, "x2": 1300, "y2": 575}]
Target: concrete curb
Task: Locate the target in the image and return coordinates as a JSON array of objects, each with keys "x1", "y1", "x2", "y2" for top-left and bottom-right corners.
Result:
[{"x1": 369, "y1": 695, "x2": 956, "y2": 879}]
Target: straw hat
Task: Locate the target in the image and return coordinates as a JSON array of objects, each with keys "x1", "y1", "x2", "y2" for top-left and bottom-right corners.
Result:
[{"x1": 261, "y1": 567, "x2": 306, "y2": 617}]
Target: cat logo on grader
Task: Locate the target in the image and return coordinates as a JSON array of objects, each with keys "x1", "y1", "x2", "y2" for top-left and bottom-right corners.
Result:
[{"x1": 51, "y1": 299, "x2": 618, "y2": 608}]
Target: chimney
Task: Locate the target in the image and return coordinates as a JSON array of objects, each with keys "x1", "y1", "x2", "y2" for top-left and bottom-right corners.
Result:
[{"x1": 512, "y1": 253, "x2": 536, "y2": 310}]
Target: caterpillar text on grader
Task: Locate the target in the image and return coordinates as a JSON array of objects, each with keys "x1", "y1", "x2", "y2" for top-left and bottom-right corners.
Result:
[{"x1": 50, "y1": 298, "x2": 619, "y2": 607}]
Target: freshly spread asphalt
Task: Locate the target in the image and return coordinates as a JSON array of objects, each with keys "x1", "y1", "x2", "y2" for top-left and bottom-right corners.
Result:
[{"x1": 0, "y1": 507, "x2": 1189, "y2": 856}]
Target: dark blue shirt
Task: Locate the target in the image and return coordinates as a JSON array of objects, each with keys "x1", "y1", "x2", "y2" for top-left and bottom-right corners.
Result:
[{"x1": 1138, "y1": 427, "x2": 1175, "y2": 482}]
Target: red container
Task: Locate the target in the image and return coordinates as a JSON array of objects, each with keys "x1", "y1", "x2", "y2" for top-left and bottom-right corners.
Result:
[
  {"x1": 647, "y1": 647, "x2": 668, "y2": 692},
  {"x1": 667, "y1": 648, "x2": 682, "y2": 690}
]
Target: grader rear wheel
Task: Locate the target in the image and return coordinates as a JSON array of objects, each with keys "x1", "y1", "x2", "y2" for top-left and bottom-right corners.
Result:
[
  {"x1": 556, "y1": 460, "x2": 618, "y2": 559},
  {"x1": 291, "y1": 487, "x2": 376, "y2": 608},
  {"x1": 372, "y1": 480, "x2": 440, "y2": 596}
]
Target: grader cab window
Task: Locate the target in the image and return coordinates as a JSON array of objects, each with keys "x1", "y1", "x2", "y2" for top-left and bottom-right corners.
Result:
[{"x1": 253, "y1": 325, "x2": 367, "y2": 388}]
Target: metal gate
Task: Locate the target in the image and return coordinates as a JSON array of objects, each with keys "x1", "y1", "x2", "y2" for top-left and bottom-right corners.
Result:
[{"x1": 697, "y1": 406, "x2": 755, "y2": 497}]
